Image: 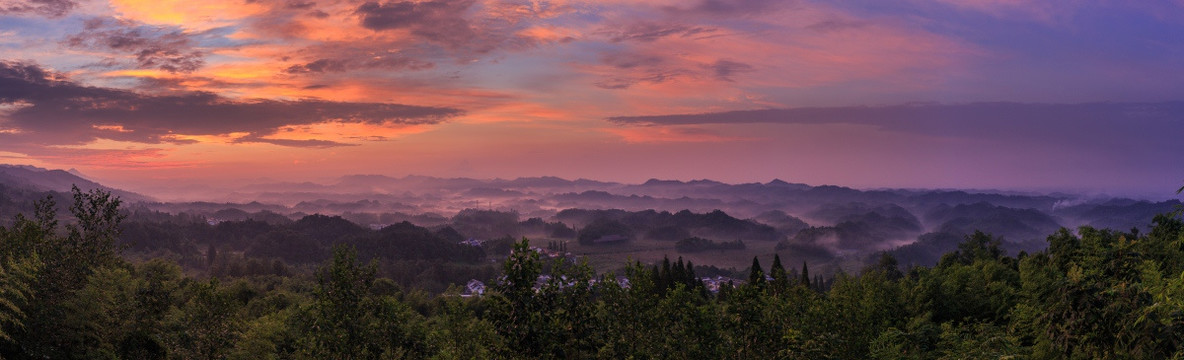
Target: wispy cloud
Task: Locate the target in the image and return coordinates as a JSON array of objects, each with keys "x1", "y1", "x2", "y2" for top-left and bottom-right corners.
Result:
[
  {"x1": 599, "y1": 21, "x2": 717, "y2": 43},
  {"x1": 605, "y1": 125, "x2": 749, "y2": 143},
  {"x1": 64, "y1": 17, "x2": 207, "y2": 73},
  {"x1": 353, "y1": 0, "x2": 563, "y2": 57},
  {"x1": 232, "y1": 134, "x2": 358, "y2": 148},
  {"x1": 0, "y1": 0, "x2": 77, "y2": 18}
]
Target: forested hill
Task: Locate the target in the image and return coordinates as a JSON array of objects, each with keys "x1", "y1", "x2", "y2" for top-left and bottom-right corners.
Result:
[
  {"x1": 2, "y1": 165, "x2": 1182, "y2": 274},
  {"x1": 1, "y1": 187, "x2": 1182, "y2": 359},
  {"x1": 0, "y1": 165, "x2": 150, "y2": 202}
]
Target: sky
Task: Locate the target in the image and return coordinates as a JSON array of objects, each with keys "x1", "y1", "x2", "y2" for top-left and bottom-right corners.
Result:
[{"x1": 1, "y1": 0, "x2": 1183, "y2": 199}]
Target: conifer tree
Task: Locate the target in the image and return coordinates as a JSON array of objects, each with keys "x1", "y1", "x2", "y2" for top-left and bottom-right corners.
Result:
[
  {"x1": 770, "y1": 254, "x2": 789, "y2": 294},
  {"x1": 801, "y1": 261, "x2": 810, "y2": 288},
  {"x1": 748, "y1": 257, "x2": 766, "y2": 288},
  {"x1": 206, "y1": 243, "x2": 217, "y2": 268},
  {"x1": 672, "y1": 257, "x2": 686, "y2": 288},
  {"x1": 661, "y1": 256, "x2": 672, "y2": 291}
]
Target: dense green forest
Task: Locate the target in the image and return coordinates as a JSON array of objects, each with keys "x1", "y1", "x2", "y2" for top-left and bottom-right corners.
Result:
[{"x1": 1, "y1": 187, "x2": 1183, "y2": 359}]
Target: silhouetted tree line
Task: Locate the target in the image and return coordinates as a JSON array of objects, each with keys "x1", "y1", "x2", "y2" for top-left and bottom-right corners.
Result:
[
  {"x1": 117, "y1": 211, "x2": 488, "y2": 266},
  {"x1": 560, "y1": 208, "x2": 781, "y2": 244}
]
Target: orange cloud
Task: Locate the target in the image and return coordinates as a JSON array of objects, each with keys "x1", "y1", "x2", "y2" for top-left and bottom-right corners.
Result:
[
  {"x1": 36, "y1": 146, "x2": 199, "y2": 170},
  {"x1": 109, "y1": 0, "x2": 266, "y2": 29},
  {"x1": 161, "y1": 132, "x2": 252, "y2": 144},
  {"x1": 0, "y1": 151, "x2": 42, "y2": 165},
  {"x1": 604, "y1": 125, "x2": 749, "y2": 143},
  {"x1": 266, "y1": 121, "x2": 436, "y2": 142},
  {"x1": 92, "y1": 124, "x2": 134, "y2": 133},
  {"x1": 517, "y1": 25, "x2": 580, "y2": 43}
]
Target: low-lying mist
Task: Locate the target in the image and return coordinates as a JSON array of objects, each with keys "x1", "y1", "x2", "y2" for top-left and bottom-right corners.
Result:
[
  {"x1": 3, "y1": 164, "x2": 1179, "y2": 275},
  {"x1": 127, "y1": 173, "x2": 1182, "y2": 273}
]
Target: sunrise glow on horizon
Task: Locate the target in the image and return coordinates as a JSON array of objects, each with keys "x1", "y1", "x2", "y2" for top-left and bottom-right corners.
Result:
[{"x1": 2, "y1": 0, "x2": 1183, "y2": 198}]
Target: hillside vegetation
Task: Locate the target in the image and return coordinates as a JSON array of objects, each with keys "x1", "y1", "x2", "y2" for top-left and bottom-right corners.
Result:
[{"x1": 1, "y1": 187, "x2": 1182, "y2": 359}]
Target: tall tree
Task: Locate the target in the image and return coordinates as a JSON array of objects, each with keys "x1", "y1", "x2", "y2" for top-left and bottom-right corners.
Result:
[
  {"x1": 66, "y1": 185, "x2": 126, "y2": 271},
  {"x1": 207, "y1": 243, "x2": 217, "y2": 269},
  {"x1": 303, "y1": 244, "x2": 381, "y2": 359},
  {"x1": 489, "y1": 238, "x2": 545, "y2": 357},
  {"x1": 770, "y1": 254, "x2": 789, "y2": 294},
  {"x1": 748, "y1": 257, "x2": 766, "y2": 289},
  {"x1": 801, "y1": 262, "x2": 811, "y2": 288},
  {"x1": 10, "y1": 187, "x2": 127, "y2": 359}
]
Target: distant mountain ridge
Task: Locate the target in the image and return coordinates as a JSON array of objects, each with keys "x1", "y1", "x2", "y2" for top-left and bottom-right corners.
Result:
[
  {"x1": 5, "y1": 164, "x2": 1182, "y2": 271},
  {"x1": 0, "y1": 164, "x2": 152, "y2": 203}
]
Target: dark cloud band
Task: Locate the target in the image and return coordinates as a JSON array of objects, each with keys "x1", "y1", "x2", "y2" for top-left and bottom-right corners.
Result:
[
  {"x1": 607, "y1": 102, "x2": 1184, "y2": 144},
  {"x1": 0, "y1": 60, "x2": 464, "y2": 149}
]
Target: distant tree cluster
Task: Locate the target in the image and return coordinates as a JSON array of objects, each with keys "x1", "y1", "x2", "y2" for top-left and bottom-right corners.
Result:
[
  {"x1": 674, "y1": 237, "x2": 745, "y2": 253},
  {"x1": 577, "y1": 218, "x2": 634, "y2": 245},
  {"x1": 518, "y1": 217, "x2": 577, "y2": 239},
  {"x1": 451, "y1": 208, "x2": 521, "y2": 240},
  {"x1": 563, "y1": 208, "x2": 779, "y2": 246}
]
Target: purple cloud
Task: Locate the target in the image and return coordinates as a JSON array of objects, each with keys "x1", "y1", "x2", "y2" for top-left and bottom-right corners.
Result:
[
  {"x1": 601, "y1": 21, "x2": 717, "y2": 43},
  {"x1": 284, "y1": 56, "x2": 434, "y2": 74},
  {"x1": 663, "y1": 0, "x2": 786, "y2": 17},
  {"x1": 0, "y1": 0, "x2": 76, "y2": 18},
  {"x1": 594, "y1": 52, "x2": 754, "y2": 89},
  {"x1": 705, "y1": 60, "x2": 754, "y2": 81},
  {"x1": 607, "y1": 102, "x2": 1184, "y2": 148},
  {"x1": 64, "y1": 18, "x2": 206, "y2": 73},
  {"x1": 356, "y1": 0, "x2": 481, "y2": 48}
]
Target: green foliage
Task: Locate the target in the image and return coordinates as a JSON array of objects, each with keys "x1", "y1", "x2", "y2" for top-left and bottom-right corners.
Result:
[
  {"x1": 865, "y1": 252, "x2": 904, "y2": 281},
  {"x1": 487, "y1": 237, "x2": 556, "y2": 357},
  {"x1": 1, "y1": 187, "x2": 127, "y2": 359},
  {"x1": 0, "y1": 254, "x2": 40, "y2": 343},
  {"x1": 299, "y1": 244, "x2": 428, "y2": 359},
  {"x1": 66, "y1": 186, "x2": 127, "y2": 269},
  {"x1": 770, "y1": 254, "x2": 789, "y2": 292},
  {"x1": 228, "y1": 310, "x2": 299, "y2": 360},
  {"x1": 824, "y1": 270, "x2": 906, "y2": 358},
  {"x1": 748, "y1": 256, "x2": 766, "y2": 289},
  {"x1": 939, "y1": 230, "x2": 1005, "y2": 267},
  {"x1": 1010, "y1": 223, "x2": 1184, "y2": 359},
  {"x1": 166, "y1": 278, "x2": 244, "y2": 360},
  {"x1": 495, "y1": 238, "x2": 541, "y2": 299},
  {"x1": 934, "y1": 321, "x2": 1026, "y2": 359},
  {"x1": 426, "y1": 297, "x2": 505, "y2": 359},
  {"x1": 800, "y1": 261, "x2": 811, "y2": 288},
  {"x1": 652, "y1": 284, "x2": 724, "y2": 358},
  {"x1": 912, "y1": 233, "x2": 1020, "y2": 326}
]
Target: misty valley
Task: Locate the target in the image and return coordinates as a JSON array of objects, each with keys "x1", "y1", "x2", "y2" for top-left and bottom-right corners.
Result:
[{"x1": 1, "y1": 164, "x2": 1182, "y2": 358}]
